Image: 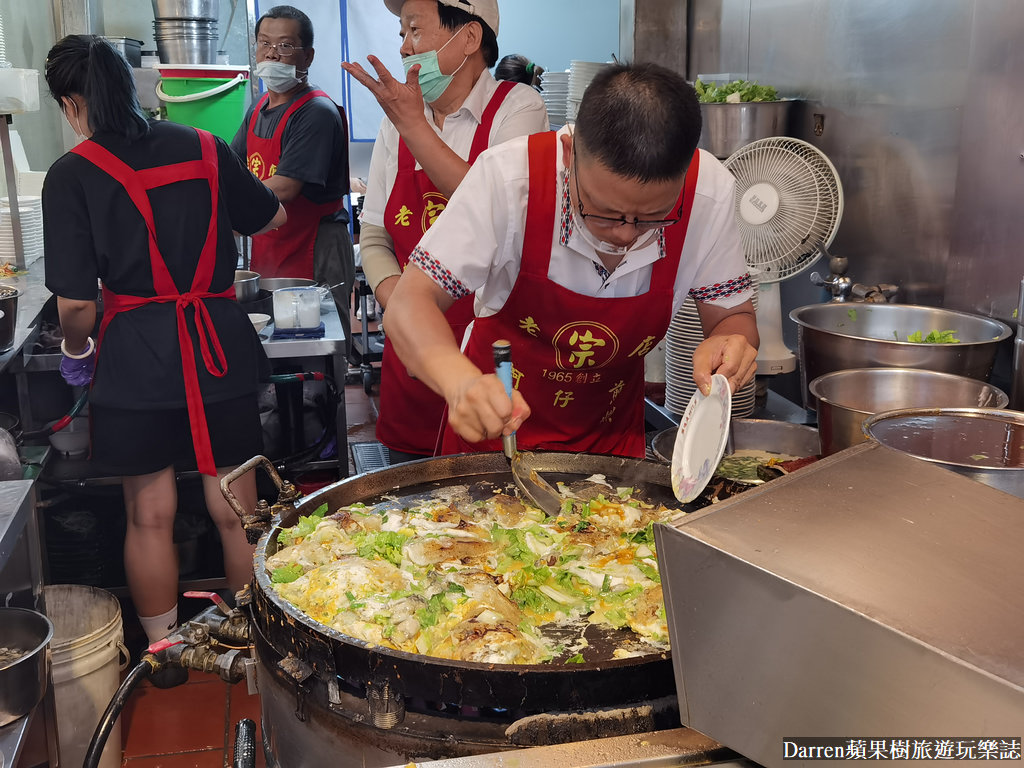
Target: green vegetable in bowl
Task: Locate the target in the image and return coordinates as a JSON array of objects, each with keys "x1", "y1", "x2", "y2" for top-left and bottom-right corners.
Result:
[
  {"x1": 906, "y1": 330, "x2": 960, "y2": 344},
  {"x1": 694, "y1": 78, "x2": 779, "y2": 103}
]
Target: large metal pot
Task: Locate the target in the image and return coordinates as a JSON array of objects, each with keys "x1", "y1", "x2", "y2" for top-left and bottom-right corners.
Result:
[
  {"x1": 0, "y1": 607, "x2": 54, "y2": 727},
  {"x1": 651, "y1": 418, "x2": 819, "y2": 464},
  {"x1": 863, "y1": 407, "x2": 1024, "y2": 499},
  {"x1": 790, "y1": 303, "x2": 1012, "y2": 410},
  {"x1": 811, "y1": 368, "x2": 1009, "y2": 455}
]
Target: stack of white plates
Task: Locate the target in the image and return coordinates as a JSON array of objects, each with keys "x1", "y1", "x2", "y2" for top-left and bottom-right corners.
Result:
[
  {"x1": 567, "y1": 60, "x2": 612, "y2": 122},
  {"x1": 665, "y1": 290, "x2": 758, "y2": 419},
  {"x1": 1, "y1": 195, "x2": 44, "y2": 266},
  {"x1": 539, "y1": 70, "x2": 569, "y2": 129}
]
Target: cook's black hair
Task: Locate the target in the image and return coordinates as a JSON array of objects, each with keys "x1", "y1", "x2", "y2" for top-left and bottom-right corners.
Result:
[
  {"x1": 574, "y1": 62, "x2": 701, "y2": 182},
  {"x1": 496, "y1": 53, "x2": 543, "y2": 87},
  {"x1": 256, "y1": 5, "x2": 314, "y2": 48},
  {"x1": 44, "y1": 35, "x2": 149, "y2": 141},
  {"x1": 438, "y1": 2, "x2": 498, "y2": 67}
]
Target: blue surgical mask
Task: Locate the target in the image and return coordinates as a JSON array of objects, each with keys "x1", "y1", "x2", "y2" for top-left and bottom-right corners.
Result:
[{"x1": 402, "y1": 26, "x2": 467, "y2": 103}]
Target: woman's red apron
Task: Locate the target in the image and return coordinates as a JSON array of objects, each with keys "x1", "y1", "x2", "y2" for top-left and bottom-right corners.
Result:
[
  {"x1": 246, "y1": 89, "x2": 342, "y2": 278},
  {"x1": 442, "y1": 131, "x2": 701, "y2": 458},
  {"x1": 71, "y1": 129, "x2": 233, "y2": 477},
  {"x1": 377, "y1": 80, "x2": 515, "y2": 456}
]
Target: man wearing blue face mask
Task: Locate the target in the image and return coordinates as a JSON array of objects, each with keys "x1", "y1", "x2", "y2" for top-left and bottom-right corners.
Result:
[
  {"x1": 342, "y1": 0, "x2": 549, "y2": 464},
  {"x1": 230, "y1": 5, "x2": 354, "y2": 353}
]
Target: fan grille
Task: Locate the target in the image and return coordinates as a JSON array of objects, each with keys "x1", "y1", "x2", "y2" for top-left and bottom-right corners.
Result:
[{"x1": 723, "y1": 137, "x2": 843, "y2": 283}]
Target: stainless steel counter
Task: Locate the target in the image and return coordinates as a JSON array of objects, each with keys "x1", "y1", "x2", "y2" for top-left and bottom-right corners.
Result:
[
  {"x1": 0, "y1": 478, "x2": 35, "y2": 568},
  {"x1": 657, "y1": 443, "x2": 1024, "y2": 768},
  {"x1": 387, "y1": 728, "x2": 749, "y2": 768},
  {"x1": 0, "y1": 267, "x2": 51, "y2": 375}
]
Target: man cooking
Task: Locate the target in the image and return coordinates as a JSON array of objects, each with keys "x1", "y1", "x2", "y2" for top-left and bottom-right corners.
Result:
[
  {"x1": 342, "y1": 0, "x2": 549, "y2": 463},
  {"x1": 230, "y1": 5, "x2": 354, "y2": 352},
  {"x1": 382, "y1": 62, "x2": 759, "y2": 458}
]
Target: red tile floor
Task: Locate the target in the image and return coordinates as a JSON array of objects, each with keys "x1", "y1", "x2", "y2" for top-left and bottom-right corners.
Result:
[{"x1": 117, "y1": 318, "x2": 383, "y2": 767}]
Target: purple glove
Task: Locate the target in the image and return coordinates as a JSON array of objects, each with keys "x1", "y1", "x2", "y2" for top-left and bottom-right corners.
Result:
[{"x1": 59, "y1": 339, "x2": 96, "y2": 387}]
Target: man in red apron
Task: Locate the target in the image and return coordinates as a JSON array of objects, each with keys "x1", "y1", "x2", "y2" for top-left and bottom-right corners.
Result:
[
  {"x1": 379, "y1": 62, "x2": 760, "y2": 457},
  {"x1": 231, "y1": 5, "x2": 352, "y2": 290},
  {"x1": 344, "y1": 0, "x2": 550, "y2": 462}
]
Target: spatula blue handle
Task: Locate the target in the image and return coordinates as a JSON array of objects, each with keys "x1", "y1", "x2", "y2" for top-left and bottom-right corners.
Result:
[{"x1": 492, "y1": 340, "x2": 516, "y2": 458}]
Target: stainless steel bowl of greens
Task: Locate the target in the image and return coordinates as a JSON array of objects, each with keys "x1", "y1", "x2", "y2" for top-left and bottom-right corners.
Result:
[
  {"x1": 791, "y1": 303, "x2": 1013, "y2": 410},
  {"x1": 694, "y1": 78, "x2": 794, "y2": 159}
]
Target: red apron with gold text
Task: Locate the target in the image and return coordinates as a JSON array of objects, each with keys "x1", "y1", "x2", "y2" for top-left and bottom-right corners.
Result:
[
  {"x1": 442, "y1": 131, "x2": 701, "y2": 457},
  {"x1": 71, "y1": 129, "x2": 234, "y2": 476},
  {"x1": 246, "y1": 89, "x2": 342, "y2": 278},
  {"x1": 377, "y1": 80, "x2": 515, "y2": 455}
]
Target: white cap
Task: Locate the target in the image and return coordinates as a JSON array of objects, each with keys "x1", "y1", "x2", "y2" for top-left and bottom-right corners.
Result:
[{"x1": 383, "y1": 0, "x2": 499, "y2": 37}]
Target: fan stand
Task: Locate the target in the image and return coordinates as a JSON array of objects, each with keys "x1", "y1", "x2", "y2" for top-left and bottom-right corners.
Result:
[{"x1": 755, "y1": 280, "x2": 796, "y2": 375}]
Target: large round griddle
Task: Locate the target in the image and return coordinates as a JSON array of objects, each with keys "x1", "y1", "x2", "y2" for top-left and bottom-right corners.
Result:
[{"x1": 252, "y1": 452, "x2": 686, "y2": 712}]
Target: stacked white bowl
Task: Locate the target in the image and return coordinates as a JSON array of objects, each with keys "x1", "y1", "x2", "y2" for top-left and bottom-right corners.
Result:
[
  {"x1": 567, "y1": 60, "x2": 612, "y2": 122},
  {"x1": 152, "y1": 0, "x2": 219, "y2": 65},
  {"x1": 0, "y1": 196, "x2": 44, "y2": 266},
  {"x1": 538, "y1": 71, "x2": 569, "y2": 129},
  {"x1": 665, "y1": 291, "x2": 758, "y2": 418}
]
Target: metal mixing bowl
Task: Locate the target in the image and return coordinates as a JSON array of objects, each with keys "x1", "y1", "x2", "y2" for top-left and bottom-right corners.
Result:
[
  {"x1": 233, "y1": 270, "x2": 260, "y2": 303},
  {"x1": 810, "y1": 368, "x2": 1009, "y2": 455},
  {"x1": 0, "y1": 607, "x2": 53, "y2": 727},
  {"x1": 651, "y1": 418, "x2": 820, "y2": 464},
  {"x1": 790, "y1": 303, "x2": 1012, "y2": 409},
  {"x1": 863, "y1": 407, "x2": 1024, "y2": 499},
  {"x1": 698, "y1": 100, "x2": 795, "y2": 158}
]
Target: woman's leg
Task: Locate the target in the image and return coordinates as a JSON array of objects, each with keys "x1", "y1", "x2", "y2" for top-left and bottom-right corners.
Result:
[
  {"x1": 122, "y1": 466, "x2": 179, "y2": 618},
  {"x1": 202, "y1": 469, "x2": 257, "y2": 592}
]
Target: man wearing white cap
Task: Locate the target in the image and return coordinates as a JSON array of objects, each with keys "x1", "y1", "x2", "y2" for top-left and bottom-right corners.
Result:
[{"x1": 343, "y1": 0, "x2": 549, "y2": 463}]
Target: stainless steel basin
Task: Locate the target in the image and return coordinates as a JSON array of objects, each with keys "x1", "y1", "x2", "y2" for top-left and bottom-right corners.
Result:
[
  {"x1": 790, "y1": 303, "x2": 1012, "y2": 409},
  {"x1": 863, "y1": 407, "x2": 1024, "y2": 498},
  {"x1": 810, "y1": 367, "x2": 1009, "y2": 455}
]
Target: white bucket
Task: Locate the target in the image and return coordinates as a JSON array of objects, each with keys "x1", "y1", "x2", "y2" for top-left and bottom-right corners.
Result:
[{"x1": 43, "y1": 585, "x2": 130, "y2": 768}]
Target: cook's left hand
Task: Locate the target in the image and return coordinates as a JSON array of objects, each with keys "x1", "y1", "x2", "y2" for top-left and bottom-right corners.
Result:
[
  {"x1": 342, "y1": 56, "x2": 428, "y2": 136},
  {"x1": 59, "y1": 337, "x2": 96, "y2": 388},
  {"x1": 692, "y1": 334, "x2": 757, "y2": 396}
]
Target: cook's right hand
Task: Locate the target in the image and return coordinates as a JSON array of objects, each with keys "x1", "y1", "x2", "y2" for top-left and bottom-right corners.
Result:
[{"x1": 447, "y1": 374, "x2": 531, "y2": 445}]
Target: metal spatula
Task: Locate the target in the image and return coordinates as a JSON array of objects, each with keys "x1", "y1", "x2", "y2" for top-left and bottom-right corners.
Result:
[{"x1": 493, "y1": 341, "x2": 563, "y2": 516}]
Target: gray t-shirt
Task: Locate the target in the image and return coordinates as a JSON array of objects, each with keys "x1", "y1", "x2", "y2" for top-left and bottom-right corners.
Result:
[{"x1": 230, "y1": 85, "x2": 349, "y2": 210}]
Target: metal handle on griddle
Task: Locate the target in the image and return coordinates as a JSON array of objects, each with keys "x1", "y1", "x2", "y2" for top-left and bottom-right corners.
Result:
[{"x1": 220, "y1": 454, "x2": 301, "y2": 544}]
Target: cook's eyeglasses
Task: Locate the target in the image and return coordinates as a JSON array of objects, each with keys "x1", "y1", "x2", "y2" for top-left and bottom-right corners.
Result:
[
  {"x1": 255, "y1": 40, "x2": 304, "y2": 56},
  {"x1": 572, "y1": 149, "x2": 684, "y2": 233}
]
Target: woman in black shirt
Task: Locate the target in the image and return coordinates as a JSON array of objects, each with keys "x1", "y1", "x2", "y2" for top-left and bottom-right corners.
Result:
[{"x1": 42, "y1": 36, "x2": 285, "y2": 646}]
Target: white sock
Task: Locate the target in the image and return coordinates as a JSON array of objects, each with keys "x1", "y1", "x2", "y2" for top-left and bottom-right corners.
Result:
[{"x1": 139, "y1": 605, "x2": 178, "y2": 645}]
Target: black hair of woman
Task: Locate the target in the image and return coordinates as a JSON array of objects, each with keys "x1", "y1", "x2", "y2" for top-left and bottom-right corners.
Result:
[
  {"x1": 495, "y1": 53, "x2": 544, "y2": 88},
  {"x1": 44, "y1": 35, "x2": 149, "y2": 141}
]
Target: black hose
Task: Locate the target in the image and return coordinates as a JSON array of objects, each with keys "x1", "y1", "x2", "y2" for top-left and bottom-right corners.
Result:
[
  {"x1": 232, "y1": 718, "x2": 258, "y2": 768},
  {"x1": 83, "y1": 659, "x2": 154, "y2": 768}
]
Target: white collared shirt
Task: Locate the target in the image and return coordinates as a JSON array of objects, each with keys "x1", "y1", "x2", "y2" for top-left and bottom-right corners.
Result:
[
  {"x1": 360, "y1": 70, "x2": 550, "y2": 227},
  {"x1": 409, "y1": 126, "x2": 753, "y2": 319}
]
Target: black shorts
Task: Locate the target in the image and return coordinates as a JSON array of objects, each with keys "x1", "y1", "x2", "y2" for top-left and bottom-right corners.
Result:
[{"x1": 89, "y1": 395, "x2": 263, "y2": 476}]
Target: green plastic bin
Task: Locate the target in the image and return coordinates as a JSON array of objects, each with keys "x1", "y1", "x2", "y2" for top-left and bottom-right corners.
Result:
[{"x1": 155, "y1": 68, "x2": 249, "y2": 141}]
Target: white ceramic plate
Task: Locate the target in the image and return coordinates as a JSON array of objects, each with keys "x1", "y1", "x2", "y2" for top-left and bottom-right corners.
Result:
[{"x1": 671, "y1": 373, "x2": 732, "y2": 503}]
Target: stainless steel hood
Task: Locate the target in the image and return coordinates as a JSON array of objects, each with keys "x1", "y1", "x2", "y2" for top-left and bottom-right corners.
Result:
[{"x1": 657, "y1": 442, "x2": 1024, "y2": 768}]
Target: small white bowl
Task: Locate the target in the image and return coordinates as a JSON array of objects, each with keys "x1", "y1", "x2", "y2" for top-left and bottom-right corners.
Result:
[
  {"x1": 248, "y1": 313, "x2": 271, "y2": 332},
  {"x1": 48, "y1": 416, "x2": 90, "y2": 457}
]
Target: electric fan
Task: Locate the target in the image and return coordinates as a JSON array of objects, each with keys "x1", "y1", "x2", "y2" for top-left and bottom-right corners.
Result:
[{"x1": 722, "y1": 137, "x2": 844, "y2": 374}]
